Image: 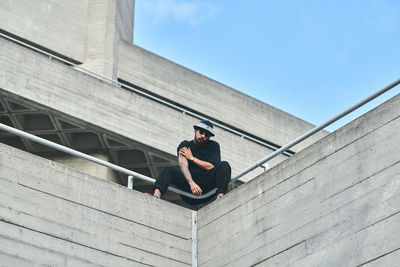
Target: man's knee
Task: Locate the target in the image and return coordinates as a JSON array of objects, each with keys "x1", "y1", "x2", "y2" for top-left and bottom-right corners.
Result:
[
  {"x1": 155, "y1": 166, "x2": 175, "y2": 194},
  {"x1": 216, "y1": 161, "x2": 231, "y2": 182},
  {"x1": 156, "y1": 166, "x2": 173, "y2": 185},
  {"x1": 219, "y1": 161, "x2": 231, "y2": 173}
]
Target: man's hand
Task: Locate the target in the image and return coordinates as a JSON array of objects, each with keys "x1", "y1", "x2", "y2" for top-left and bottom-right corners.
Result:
[
  {"x1": 189, "y1": 181, "x2": 202, "y2": 196},
  {"x1": 179, "y1": 147, "x2": 193, "y2": 160}
]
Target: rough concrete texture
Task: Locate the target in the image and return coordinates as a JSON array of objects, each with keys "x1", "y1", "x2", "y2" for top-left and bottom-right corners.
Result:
[
  {"x1": 118, "y1": 42, "x2": 328, "y2": 152},
  {"x1": 0, "y1": 0, "x2": 89, "y2": 62},
  {"x1": 116, "y1": 0, "x2": 135, "y2": 43},
  {"x1": 82, "y1": 0, "x2": 135, "y2": 78},
  {"x1": 0, "y1": 38, "x2": 288, "y2": 182},
  {"x1": 0, "y1": 143, "x2": 193, "y2": 266},
  {"x1": 47, "y1": 153, "x2": 118, "y2": 183},
  {"x1": 0, "y1": 0, "x2": 134, "y2": 78},
  {"x1": 197, "y1": 93, "x2": 400, "y2": 266}
]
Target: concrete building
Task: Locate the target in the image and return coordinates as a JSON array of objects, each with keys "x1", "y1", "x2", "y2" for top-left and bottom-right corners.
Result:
[
  {"x1": 1, "y1": 1, "x2": 399, "y2": 266},
  {"x1": 0, "y1": 0, "x2": 326, "y2": 202}
]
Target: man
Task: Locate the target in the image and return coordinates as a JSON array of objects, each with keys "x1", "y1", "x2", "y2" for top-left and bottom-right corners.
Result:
[{"x1": 152, "y1": 120, "x2": 231, "y2": 204}]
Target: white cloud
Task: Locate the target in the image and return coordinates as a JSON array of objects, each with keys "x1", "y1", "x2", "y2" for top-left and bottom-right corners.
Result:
[{"x1": 140, "y1": 0, "x2": 219, "y2": 26}]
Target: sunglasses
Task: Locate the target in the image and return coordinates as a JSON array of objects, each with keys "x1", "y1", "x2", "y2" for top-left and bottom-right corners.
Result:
[{"x1": 198, "y1": 129, "x2": 210, "y2": 137}]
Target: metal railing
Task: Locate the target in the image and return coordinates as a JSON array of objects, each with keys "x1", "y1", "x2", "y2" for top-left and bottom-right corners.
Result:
[
  {"x1": 0, "y1": 122, "x2": 206, "y2": 198},
  {"x1": 230, "y1": 77, "x2": 400, "y2": 182},
  {"x1": 1, "y1": 31, "x2": 400, "y2": 200}
]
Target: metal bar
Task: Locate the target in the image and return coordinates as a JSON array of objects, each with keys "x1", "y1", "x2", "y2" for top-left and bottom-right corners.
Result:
[
  {"x1": 0, "y1": 123, "x2": 154, "y2": 183},
  {"x1": 0, "y1": 123, "x2": 214, "y2": 199},
  {"x1": 0, "y1": 32, "x2": 292, "y2": 156},
  {"x1": 230, "y1": 76, "x2": 400, "y2": 182},
  {"x1": 127, "y1": 175, "x2": 134, "y2": 190}
]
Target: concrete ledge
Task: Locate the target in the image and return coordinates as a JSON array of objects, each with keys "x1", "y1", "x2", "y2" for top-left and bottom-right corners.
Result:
[{"x1": 0, "y1": 143, "x2": 193, "y2": 266}]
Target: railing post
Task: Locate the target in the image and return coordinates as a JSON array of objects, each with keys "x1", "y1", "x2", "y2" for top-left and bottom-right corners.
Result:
[{"x1": 127, "y1": 175, "x2": 134, "y2": 190}]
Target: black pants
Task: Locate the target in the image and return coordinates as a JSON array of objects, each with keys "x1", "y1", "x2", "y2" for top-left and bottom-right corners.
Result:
[{"x1": 154, "y1": 161, "x2": 231, "y2": 205}]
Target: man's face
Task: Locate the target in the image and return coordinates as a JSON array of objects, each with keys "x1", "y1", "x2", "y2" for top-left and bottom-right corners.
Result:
[{"x1": 194, "y1": 129, "x2": 210, "y2": 145}]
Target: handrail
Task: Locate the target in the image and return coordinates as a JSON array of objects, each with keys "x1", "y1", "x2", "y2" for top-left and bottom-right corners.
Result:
[
  {"x1": 230, "y1": 76, "x2": 400, "y2": 182},
  {"x1": 0, "y1": 31, "x2": 293, "y2": 157},
  {"x1": 0, "y1": 123, "x2": 216, "y2": 199}
]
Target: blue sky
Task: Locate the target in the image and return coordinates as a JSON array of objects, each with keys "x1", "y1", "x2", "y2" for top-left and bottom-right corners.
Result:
[{"x1": 133, "y1": 0, "x2": 400, "y2": 131}]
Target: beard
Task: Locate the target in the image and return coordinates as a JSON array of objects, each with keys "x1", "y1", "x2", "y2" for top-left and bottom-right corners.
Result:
[{"x1": 195, "y1": 136, "x2": 206, "y2": 145}]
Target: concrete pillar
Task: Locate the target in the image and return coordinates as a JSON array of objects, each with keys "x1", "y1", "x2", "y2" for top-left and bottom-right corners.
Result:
[{"x1": 82, "y1": 0, "x2": 135, "y2": 79}]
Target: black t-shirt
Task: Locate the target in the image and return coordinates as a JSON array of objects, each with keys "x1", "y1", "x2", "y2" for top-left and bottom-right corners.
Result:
[{"x1": 177, "y1": 140, "x2": 221, "y2": 178}]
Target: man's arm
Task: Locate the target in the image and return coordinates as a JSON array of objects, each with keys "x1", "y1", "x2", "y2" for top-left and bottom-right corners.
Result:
[
  {"x1": 179, "y1": 147, "x2": 215, "y2": 170},
  {"x1": 178, "y1": 154, "x2": 203, "y2": 196}
]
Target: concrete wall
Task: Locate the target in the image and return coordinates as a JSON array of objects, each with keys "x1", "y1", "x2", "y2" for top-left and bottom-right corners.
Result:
[
  {"x1": 118, "y1": 42, "x2": 328, "y2": 152},
  {"x1": 0, "y1": 143, "x2": 193, "y2": 266},
  {"x1": 0, "y1": 0, "x2": 134, "y2": 78},
  {"x1": 0, "y1": 0, "x2": 89, "y2": 62},
  {"x1": 197, "y1": 93, "x2": 400, "y2": 266},
  {"x1": 0, "y1": 37, "x2": 288, "y2": 183}
]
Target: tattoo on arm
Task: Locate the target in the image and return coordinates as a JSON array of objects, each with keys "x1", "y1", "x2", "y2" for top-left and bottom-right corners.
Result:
[{"x1": 178, "y1": 155, "x2": 193, "y2": 183}]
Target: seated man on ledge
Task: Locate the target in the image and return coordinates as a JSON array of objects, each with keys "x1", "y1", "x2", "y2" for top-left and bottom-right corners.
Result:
[{"x1": 152, "y1": 120, "x2": 231, "y2": 204}]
